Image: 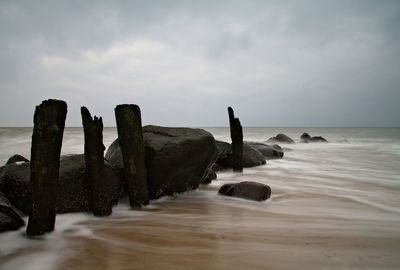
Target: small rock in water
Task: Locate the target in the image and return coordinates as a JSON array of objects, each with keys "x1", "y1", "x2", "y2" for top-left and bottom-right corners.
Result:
[
  {"x1": 5, "y1": 154, "x2": 29, "y2": 165},
  {"x1": 266, "y1": 134, "x2": 295, "y2": 144},
  {"x1": 215, "y1": 141, "x2": 266, "y2": 169},
  {"x1": 300, "y1": 133, "x2": 328, "y2": 143},
  {"x1": 218, "y1": 181, "x2": 271, "y2": 201},
  {"x1": 202, "y1": 168, "x2": 217, "y2": 185},
  {"x1": 246, "y1": 141, "x2": 284, "y2": 159}
]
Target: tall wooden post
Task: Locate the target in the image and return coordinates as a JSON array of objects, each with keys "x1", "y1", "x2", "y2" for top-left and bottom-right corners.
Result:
[
  {"x1": 115, "y1": 104, "x2": 149, "y2": 207},
  {"x1": 228, "y1": 107, "x2": 243, "y2": 172},
  {"x1": 27, "y1": 99, "x2": 67, "y2": 236},
  {"x1": 81, "y1": 107, "x2": 112, "y2": 216}
]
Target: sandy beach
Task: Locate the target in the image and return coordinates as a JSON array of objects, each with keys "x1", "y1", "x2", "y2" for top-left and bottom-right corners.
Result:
[{"x1": 57, "y1": 170, "x2": 400, "y2": 270}]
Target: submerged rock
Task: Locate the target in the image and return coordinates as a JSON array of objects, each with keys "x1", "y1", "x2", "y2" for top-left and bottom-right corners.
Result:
[
  {"x1": 218, "y1": 181, "x2": 271, "y2": 201},
  {"x1": 106, "y1": 125, "x2": 218, "y2": 199},
  {"x1": 202, "y1": 168, "x2": 217, "y2": 185},
  {"x1": 246, "y1": 141, "x2": 284, "y2": 159},
  {"x1": 300, "y1": 133, "x2": 328, "y2": 143},
  {"x1": 0, "y1": 192, "x2": 25, "y2": 232},
  {"x1": 266, "y1": 133, "x2": 295, "y2": 144},
  {"x1": 215, "y1": 141, "x2": 266, "y2": 169},
  {"x1": 0, "y1": 154, "x2": 123, "y2": 214},
  {"x1": 5, "y1": 154, "x2": 29, "y2": 165}
]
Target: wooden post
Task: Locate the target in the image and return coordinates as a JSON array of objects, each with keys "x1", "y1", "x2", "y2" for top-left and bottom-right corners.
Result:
[
  {"x1": 27, "y1": 99, "x2": 67, "y2": 236},
  {"x1": 228, "y1": 107, "x2": 243, "y2": 172},
  {"x1": 81, "y1": 107, "x2": 111, "y2": 216},
  {"x1": 115, "y1": 104, "x2": 149, "y2": 207}
]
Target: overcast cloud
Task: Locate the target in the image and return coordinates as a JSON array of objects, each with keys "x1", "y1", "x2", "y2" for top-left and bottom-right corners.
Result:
[{"x1": 0, "y1": 0, "x2": 399, "y2": 127}]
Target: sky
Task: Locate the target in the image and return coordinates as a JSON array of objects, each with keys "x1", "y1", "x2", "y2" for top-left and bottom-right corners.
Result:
[{"x1": 0, "y1": 0, "x2": 399, "y2": 127}]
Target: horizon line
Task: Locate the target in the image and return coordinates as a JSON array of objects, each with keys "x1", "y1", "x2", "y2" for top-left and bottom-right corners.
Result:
[{"x1": 1, "y1": 126, "x2": 399, "y2": 129}]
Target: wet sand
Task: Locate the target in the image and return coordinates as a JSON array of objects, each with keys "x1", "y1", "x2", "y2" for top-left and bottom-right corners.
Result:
[{"x1": 58, "y1": 184, "x2": 400, "y2": 270}]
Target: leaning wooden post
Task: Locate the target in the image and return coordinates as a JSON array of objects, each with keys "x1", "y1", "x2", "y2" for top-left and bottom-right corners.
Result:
[
  {"x1": 27, "y1": 99, "x2": 67, "y2": 236},
  {"x1": 81, "y1": 107, "x2": 111, "y2": 216},
  {"x1": 228, "y1": 107, "x2": 243, "y2": 172},
  {"x1": 115, "y1": 104, "x2": 149, "y2": 207}
]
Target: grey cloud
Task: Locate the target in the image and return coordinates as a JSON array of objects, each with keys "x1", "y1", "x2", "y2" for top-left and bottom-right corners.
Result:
[{"x1": 0, "y1": 0, "x2": 399, "y2": 127}]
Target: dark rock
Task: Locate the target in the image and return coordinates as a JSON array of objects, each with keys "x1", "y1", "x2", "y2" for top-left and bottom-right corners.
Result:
[
  {"x1": 106, "y1": 125, "x2": 218, "y2": 199},
  {"x1": 300, "y1": 133, "x2": 328, "y2": 143},
  {"x1": 218, "y1": 181, "x2": 271, "y2": 201},
  {"x1": 202, "y1": 169, "x2": 217, "y2": 185},
  {"x1": 0, "y1": 191, "x2": 25, "y2": 232},
  {"x1": 211, "y1": 163, "x2": 224, "y2": 172},
  {"x1": 5, "y1": 154, "x2": 29, "y2": 165},
  {"x1": 0, "y1": 155, "x2": 123, "y2": 215},
  {"x1": 215, "y1": 141, "x2": 266, "y2": 169},
  {"x1": 266, "y1": 133, "x2": 295, "y2": 144},
  {"x1": 246, "y1": 141, "x2": 284, "y2": 159},
  {"x1": 0, "y1": 162, "x2": 30, "y2": 214}
]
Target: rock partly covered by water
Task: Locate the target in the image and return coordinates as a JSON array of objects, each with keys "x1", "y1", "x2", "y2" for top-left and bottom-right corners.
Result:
[
  {"x1": 6, "y1": 154, "x2": 29, "y2": 165},
  {"x1": 0, "y1": 154, "x2": 122, "y2": 215},
  {"x1": 246, "y1": 141, "x2": 284, "y2": 159},
  {"x1": 106, "y1": 125, "x2": 218, "y2": 199},
  {"x1": 0, "y1": 191, "x2": 25, "y2": 232},
  {"x1": 266, "y1": 133, "x2": 295, "y2": 144},
  {"x1": 218, "y1": 181, "x2": 271, "y2": 201},
  {"x1": 215, "y1": 141, "x2": 266, "y2": 169},
  {"x1": 202, "y1": 168, "x2": 217, "y2": 185},
  {"x1": 300, "y1": 133, "x2": 328, "y2": 143}
]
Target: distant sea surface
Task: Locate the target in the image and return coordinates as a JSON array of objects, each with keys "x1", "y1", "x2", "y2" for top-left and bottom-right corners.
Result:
[{"x1": 1, "y1": 127, "x2": 400, "y2": 270}]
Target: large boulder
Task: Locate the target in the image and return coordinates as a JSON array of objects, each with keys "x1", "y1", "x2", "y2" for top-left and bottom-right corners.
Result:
[
  {"x1": 218, "y1": 181, "x2": 271, "y2": 201},
  {"x1": 300, "y1": 133, "x2": 328, "y2": 143},
  {"x1": 246, "y1": 141, "x2": 284, "y2": 159},
  {"x1": 105, "y1": 125, "x2": 218, "y2": 199},
  {"x1": 215, "y1": 141, "x2": 266, "y2": 169},
  {"x1": 0, "y1": 191, "x2": 25, "y2": 232},
  {"x1": 266, "y1": 133, "x2": 295, "y2": 144},
  {"x1": 0, "y1": 154, "x2": 123, "y2": 214}
]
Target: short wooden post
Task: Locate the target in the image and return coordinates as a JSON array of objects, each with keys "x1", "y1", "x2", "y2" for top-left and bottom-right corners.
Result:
[
  {"x1": 27, "y1": 99, "x2": 67, "y2": 236},
  {"x1": 115, "y1": 104, "x2": 149, "y2": 207},
  {"x1": 81, "y1": 106, "x2": 111, "y2": 216},
  {"x1": 228, "y1": 107, "x2": 243, "y2": 172}
]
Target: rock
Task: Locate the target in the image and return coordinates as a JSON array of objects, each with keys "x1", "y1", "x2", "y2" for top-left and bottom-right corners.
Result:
[
  {"x1": 105, "y1": 125, "x2": 218, "y2": 199},
  {"x1": 5, "y1": 154, "x2": 29, "y2": 165},
  {"x1": 0, "y1": 162, "x2": 30, "y2": 214},
  {"x1": 246, "y1": 141, "x2": 284, "y2": 159},
  {"x1": 266, "y1": 133, "x2": 295, "y2": 144},
  {"x1": 0, "y1": 155, "x2": 123, "y2": 215},
  {"x1": 214, "y1": 141, "x2": 263, "y2": 168},
  {"x1": 202, "y1": 169, "x2": 217, "y2": 185},
  {"x1": 211, "y1": 163, "x2": 224, "y2": 172},
  {"x1": 218, "y1": 181, "x2": 271, "y2": 201},
  {"x1": 0, "y1": 191, "x2": 25, "y2": 232},
  {"x1": 300, "y1": 133, "x2": 328, "y2": 143},
  {"x1": 215, "y1": 141, "x2": 266, "y2": 169}
]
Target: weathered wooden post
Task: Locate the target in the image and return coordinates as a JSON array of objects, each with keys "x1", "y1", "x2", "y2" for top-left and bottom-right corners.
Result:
[
  {"x1": 27, "y1": 99, "x2": 67, "y2": 236},
  {"x1": 81, "y1": 106, "x2": 112, "y2": 216},
  {"x1": 228, "y1": 107, "x2": 243, "y2": 172},
  {"x1": 115, "y1": 104, "x2": 149, "y2": 207}
]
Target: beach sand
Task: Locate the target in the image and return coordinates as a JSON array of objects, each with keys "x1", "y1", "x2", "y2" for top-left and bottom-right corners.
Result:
[{"x1": 58, "y1": 184, "x2": 400, "y2": 270}]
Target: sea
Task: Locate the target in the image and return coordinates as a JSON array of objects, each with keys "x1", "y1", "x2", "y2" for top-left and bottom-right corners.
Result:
[{"x1": 0, "y1": 127, "x2": 400, "y2": 270}]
